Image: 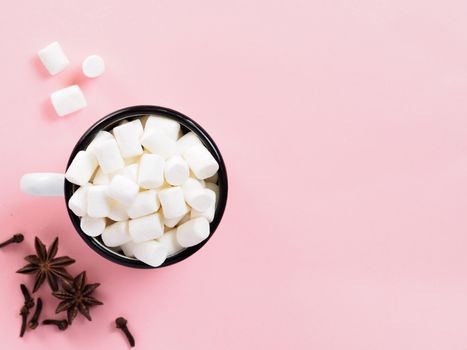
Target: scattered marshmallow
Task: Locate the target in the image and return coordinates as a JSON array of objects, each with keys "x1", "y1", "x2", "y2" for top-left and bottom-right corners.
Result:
[
  {"x1": 38, "y1": 41, "x2": 70, "y2": 75},
  {"x1": 176, "y1": 132, "x2": 203, "y2": 155},
  {"x1": 176, "y1": 217, "x2": 210, "y2": 247},
  {"x1": 87, "y1": 185, "x2": 111, "y2": 218},
  {"x1": 20, "y1": 173, "x2": 65, "y2": 196},
  {"x1": 82, "y1": 54, "x2": 105, "y2": 78},
  {"x1": 107, "y1": 175, "x2": 139, "y2": 205},
  {"x1": 80, "y1": 216, "x2": 106, "y2": 237},
  {"x1": 68, "y1": 185, "x2": 88, "y2": 216},
  {"x1": 113, "y1": 120, "x2": 144, "y2": 158},
  {"x1": 133, "y1": 240, "x2": 168, "y2": 267},
  {"x1": 158, "y1": 229, "x2": 184, "y2": 256},
  {"x1": 126, "y1": 190, "x2": 159, "y2": 219},
  {"x1": 129, "y1": 213, "x2": 164, "y2": 243},
  {"x1": 183, "y1": 144, "x2": 219, "y2": 180},
  {"x1": 51, "y1": 85, "x2": 87, "y2": 117},
  {"x1": 102, "y1": 221, "x2": 131, "y2": 247},
  {"x1": 138, "y1": 153, "x2": 165, "y2": 189},
  {"x1": 144, "y1": 116, "x2": 180, "y2": 140},
  {"x1": 65, "y1": 150, "x2": 98, "y2": 186},
  {"x1": 164, "y1": 155, "x2": 189, "y2": 186},
  {"x1": 141, "y1": 129, "x2": 176, "y2": 159},
  {"x1": 93, "y1": 138, "x2": 125, "y2": 174},
  {"x1": 159, "y1": 187, "x2": 188, "y2": 219},
  {"x1": 182, "y1": 178, "x2": 214, "y2": 212}
]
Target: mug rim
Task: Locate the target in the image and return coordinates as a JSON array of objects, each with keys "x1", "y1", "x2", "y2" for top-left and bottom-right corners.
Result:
[{"x1": 64, "y1": 105, "x2": 228, "y2": 269}]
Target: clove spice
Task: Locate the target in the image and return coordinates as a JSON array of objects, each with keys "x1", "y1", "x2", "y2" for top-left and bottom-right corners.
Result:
[
  {"x1": 28, "y1": 298, "x2": 42, "y2": 329},
  {"x1": 42, "y1": 319, "x2": 68, "y2": 331},
  {"x1": 19, "y1": 305, "x2": 29, "y2": 337},
  {"x1": 19, "y1": 284, "x2": 34, "y2": 337},
  {"x1": 0, "y1": 233, "x2": 24, "y2": 248},
  {"x1": 115, "y1": 317, "x2": 135, "y2": 347},
  {"x1": 20, "y1": 284, "x2": 34, "y2": 309}
]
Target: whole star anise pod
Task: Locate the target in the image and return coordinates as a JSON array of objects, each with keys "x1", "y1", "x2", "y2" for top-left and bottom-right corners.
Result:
[
  {"x1": 52, "y1": 271, "x2": 103, "y2": 324},
  {"x1": 17, "y1": 237, "x2": 75, "y2": 292}
]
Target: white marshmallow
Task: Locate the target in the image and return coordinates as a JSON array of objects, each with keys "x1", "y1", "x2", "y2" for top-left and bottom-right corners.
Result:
[
  {"x1": 176, "y1": 217, "x2": 210, "y2": 247},
  {"x1": 108, "y1": 200, "x2": 129, "y2": 221},
  {"x1": 82, "y1": 54, "x2": 105, "y2": 78},
  {"x1": 164, "y1": 155, "x2": 189, "y2": 186},
  {"x1": 141, "y1": 129, "x2": 176, "y2": 159},
  {"x1": 205, "y1": 182, "x2": 220, "y2": 201},
  {"x1": 144, "y1": 116, "x2": 180, "y2": 140},
  {"x1": 125, "y1": 155, "x2": 142, "y2": 165},
  {"x1": 92, "y1": 168, "x2": 110, "y2": 185},
  {"x1": 183, "y1": 144, "x2": 219, "y2": 180},
  {"x1": 86, "y1": 131, "x2": 114, "y2": 155},
  {"x1": 93, "y1": 138, "x2": 125, "y2": 174},
  {"x1": 87, "y1": 185, "x2": 111, "y2": 218},
  {"x1": 159, "y1": 187, "x2": 188, "y2": 219},
  {"x1": 158, "y1": 229, "x2": 184, "y2": 256},
  {"x1": 102, "y1": 221, "x2": 131, "y2": 247},
  {"x1": 38, "y1": 41, "x2": 70, "y2": 75},
  {"x1": 80, "y1": 216, "x2": 106, "y2": 237},
  {"x1": 205, "y1": 172, "x2": 218, "y2": 184},
  {"x1": 162, "y1": 214, "x2": 184, "y2": 228},
  {"x1": 138, "y1": 154, "x2": 165, "y2": 189},
  {"x1": 113, "y1": 120, "x2": 144, "y2": 158},
  {"x1": 191, "y1": 188, "x2": 216, "y2": 222},
  {"x1": 182, "y1": 178, "x2": 214, "y2": 212},
  {"x1": 121, "y1": 241, "x2": 138, "y2": 258},
  {"x1": 113, "y1": 164, "x2": 138, "y2": 183},
  {"x1": 107, "y1": 175, "x2": 139, "y2": 205},
  {"x1": 65, "y1": 150, "x2": 98, "y2": 186},
  {"x1": 51, "y1": 85, "x2": 87, "y2": 117},
  {"x1": 176, "y1": 132, "x2": 203, "y2": 155},
  {"x1": 129, "y1": 213, "x2": 164, "y2": 243},
  {"x1": 133, "y1": 241, "x2": 168, "y2": 267},
  {"x1": 126, "y1": 190, "x2": 159, "y2": 219},
  {"x1": 20, "y1": 173, "x2": 65, "y2": 196},
  {"x1": 68, "y1": 186, "x2": 88, "y2": 216}
]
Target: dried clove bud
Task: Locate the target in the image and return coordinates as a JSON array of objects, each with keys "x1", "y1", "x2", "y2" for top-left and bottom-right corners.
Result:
[
  {"x1": 115, "y1": 317, "x2": 135, "y2": 347},
  {"x1": 0, "y1": 233, "x2": 24, "y2": 248},
  {"x1": 20, "y1": 284, "x2": 34, "y2": 310},
  {"x1": 28, "y1": 298, "x2": 42, "y2": 329},
  {"x1": 19, "y1": 305, "x2": 29, "y2": 337},
  {"x1": 42, "y1": 319, "x2": 68, "y2": 331}
]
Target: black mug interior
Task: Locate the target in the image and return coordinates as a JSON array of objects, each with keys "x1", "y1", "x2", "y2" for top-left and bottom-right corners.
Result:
[{"x1": 64, "y1": 105, "x2": 228, "y2": 268}]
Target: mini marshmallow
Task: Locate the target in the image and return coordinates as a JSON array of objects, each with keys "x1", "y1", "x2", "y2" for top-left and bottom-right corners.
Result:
[
  {"x1": 108, "y1": 200, "x2": 129, "y2": 221},
  {"x1": 80, "y1": 216, "x2": 106, "y2": 237},
  {"x1": 126, "y1": 190, "x2": 159, "y2": 219},
  {"x1": 182, "y1": 178, "x2": 214, "y2": 212},
  {"x1": 158, "y1": 229, "x2": 184, "y2": 256},
  {"x1": 191, "y1": 188, "x2": 216, "y2": 223},
  {"x1": 107, "y1": 175, "x2": 139, "y2": 205},
  {"x1": 102, "y1": 221, "x2": 131, "y2": 247},
  {"x1": 141, "y1": 129, "x2": 176, "y2": 159},
  {"x1": 164, "y1": 155, "x2": 189, "y2": 186},
  {"x1": 113, "y1": 164, "x2": 138, "y2": 183},
  {"x1": 92, "y1": 168, "x2": 110, "y2": 185},
  {"x1": 65, "y1": 150, "x2": 98, "y2": 186},
  {"x1": 51, "y1": 85, "x2": 87, "y2": 117},
  {"x1": 82, "y1": 54, "x2": 105, "y2": 78},
  {"x1": 87, "y1": 131, "x2": 113, "y2": 154},
  {"x1": 183, "y1": 144, "x2": 219, "y2": 180},
  {"x1": 121, "y1": 241, "x2": 138, "y2": 258},
  {"x1": 138, "y1": 154, "x2": 165, "y2": 189},
  {"x1": 68, "y1": 186, "x2": 88, "y2": 216},
  {"x1": 93, "y1": 139, "x2": 125, "y2": 174},
  {"x1": 176, "y1": 217, "x2": 210, "y2": 247},
  {"x1": 38, "y1": 41, "x2": 70, "y2": 75},
  {"x1": 205, "y1": 182, "x2": 220, "y2": 201},
  {"x1": 176, "y1": 132, "x2": 203, "y2": 155},
  {"x1": 162, "y1": 214, "x2": 184, "y2": 228},
  {"x1": 113, "y1": 120, "x2": 144, "y2": 158},
  {"x1": 87, "y1": 185, "x2": 111, "y2": 218},
  {"x1": 125, "y1": 155, "x2": 142, "y2": 165},
  {"x1": 133, "y1": 240, "x2": 168, "y2": 267},
  {"x1": 159, "y1": 187, "x2": 188, "y2": 219},
  {"x1": 144, "y1": 116, "x2": 180, "y2": 140},
  {"x1": 129, "y1": 213, "x2": 164, "y2": 243}
]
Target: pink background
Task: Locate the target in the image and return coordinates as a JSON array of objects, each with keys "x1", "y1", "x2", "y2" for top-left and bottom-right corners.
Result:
[{"x1": 1, "y1": 0, "x2": 467, "y2": 349}]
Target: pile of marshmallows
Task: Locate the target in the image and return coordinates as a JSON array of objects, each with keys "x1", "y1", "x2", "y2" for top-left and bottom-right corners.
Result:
[
  {"x1": 38, "y1": 41, "x2": 105, "y2": 116},
  {"x1": 66, "y1": 115, "x2": 220, "y2": 267}
]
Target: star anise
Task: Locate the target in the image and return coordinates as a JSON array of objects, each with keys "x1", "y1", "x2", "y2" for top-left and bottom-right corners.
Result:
[
  {"x1": 17, "y1": 237, "x2": 75, "y2": 293},
  {"x1": 52, "y1": 271, "x2": 103, "y2": 324}
]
